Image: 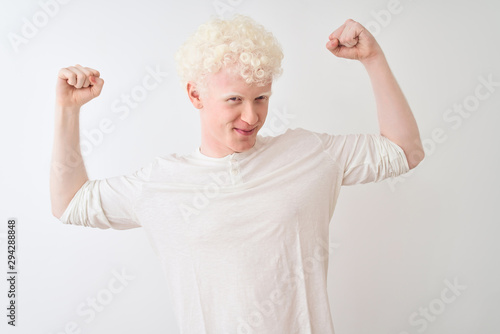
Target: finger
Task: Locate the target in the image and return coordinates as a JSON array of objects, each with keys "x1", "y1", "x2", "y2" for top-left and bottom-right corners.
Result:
[
  {"x1": 74, "y1": 64, "x2": 92, "y2": 88},
  {"x1": 73, "y1": 65, "x2": 100, "y2": 78},
  {"x1": 58, "y1": 67, "x2": 78, "y2": 86},
  {"x1": 329, "y1": 23, "x2": 347, "y2": 41},
  {"x1": 68, "y1": 66, "x2": 87, "y2": 89},
  {"x1": 89, "y1": 76, "x2": 105, "y2": 97},
  {"x1": 326, "y1": 37, "x2": 340, "y2": 51},
  {"x1": 326, "y1": 38, "x2": 346, "y2": 57},
  {"x1": 84, "y1": 67, "x2": 100, "y2": 78},
  {"x1": 326, "y1": 37, "x2": 356, "y2": 59},
  {"x1": 339, "y1": 20, "x2": 361, "y2": 48}
]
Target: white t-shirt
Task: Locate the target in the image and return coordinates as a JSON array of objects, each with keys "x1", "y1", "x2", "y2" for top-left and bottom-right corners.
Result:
[{"x1": 58, "y1": 127, "x2": 410, "y2": 334}]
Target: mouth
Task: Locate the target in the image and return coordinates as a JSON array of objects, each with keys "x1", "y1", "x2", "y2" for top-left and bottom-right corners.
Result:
[{"x1": 234, "y1": 127, "x2": 256, "y2": 136}]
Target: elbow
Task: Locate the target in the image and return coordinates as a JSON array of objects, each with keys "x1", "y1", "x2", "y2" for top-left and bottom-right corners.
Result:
[
  {"x1": 52, "y1": 208, "x2": 62, "y2": 220},
  {"x1": 406, "y1": 148, "x2": 425, "y2": 170},
  {"x1": 51, "y1": 204, "x2": 67, "y2": 220}
]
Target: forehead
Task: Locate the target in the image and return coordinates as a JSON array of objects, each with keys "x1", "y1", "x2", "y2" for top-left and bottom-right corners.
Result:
[{"x1": 206, "y1": 66, "x2": 272, "y2": 95}]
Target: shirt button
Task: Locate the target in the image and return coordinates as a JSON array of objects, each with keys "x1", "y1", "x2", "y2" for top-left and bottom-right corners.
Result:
[{"x1": 231, "y1": 169, "x2": 239, "y2": 175}]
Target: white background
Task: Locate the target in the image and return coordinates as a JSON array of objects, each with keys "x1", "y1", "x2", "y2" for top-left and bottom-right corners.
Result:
[{"x1": 1, "y1": 0, "x2": 499, "y2": 333}]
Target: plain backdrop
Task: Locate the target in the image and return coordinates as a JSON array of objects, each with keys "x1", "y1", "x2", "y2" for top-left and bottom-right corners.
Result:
[{"x1": 1, "y1": 0, "x2": 499, "y2": 333}]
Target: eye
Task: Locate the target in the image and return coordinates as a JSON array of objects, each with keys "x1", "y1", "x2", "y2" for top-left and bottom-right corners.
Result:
[
  {"x1": 228, "y1": 97, "x2": 241, "y2": 102},
  {"x1": 256, "y1": 96, "x2": 268, "y2": 101}
]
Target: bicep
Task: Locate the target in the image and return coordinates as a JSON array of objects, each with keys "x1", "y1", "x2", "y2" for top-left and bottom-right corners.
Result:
[
  {"x1": 313, "y1": 132, "x2": 410, "y2": 185},
  {"x1": 58, "y1": 163, "x2": 153, "y2": 229}
]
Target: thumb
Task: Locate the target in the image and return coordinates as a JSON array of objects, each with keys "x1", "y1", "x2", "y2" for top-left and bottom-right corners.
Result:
[
  {"x1": 326, "y1": 37, "x2": 340, "y2": 52},
  {"x1": 326, "y1": 37, "x2": 355, "y2": 59},
  {"x1": 89, "y1": 75, "x2": 104, "y2": 97},
  {"x1": 326, "y1": 38, "x2": 346, "y2": 57}
]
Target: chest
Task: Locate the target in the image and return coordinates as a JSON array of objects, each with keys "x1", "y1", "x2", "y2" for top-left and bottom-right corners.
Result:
[{"x1": 136, "y1": 153, "x2": 339, "y2": 261}]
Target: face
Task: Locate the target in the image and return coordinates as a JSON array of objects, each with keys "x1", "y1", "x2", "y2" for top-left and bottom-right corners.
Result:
[{"x1": 188, "y1": 66, "x2": 272, "y2": 158}]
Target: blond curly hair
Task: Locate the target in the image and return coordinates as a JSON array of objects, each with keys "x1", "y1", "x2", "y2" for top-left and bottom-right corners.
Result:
[{"x1": 175, "y1": 14, "x2": 284, "y2": 95}]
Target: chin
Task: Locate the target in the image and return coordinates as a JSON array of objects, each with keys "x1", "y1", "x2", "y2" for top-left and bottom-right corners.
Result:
[{"x1": 230, "y1": 138, "x2": 255, "y2": 153}]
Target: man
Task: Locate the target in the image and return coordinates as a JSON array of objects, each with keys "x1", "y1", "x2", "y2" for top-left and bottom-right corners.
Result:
[{"x1": 50, "y1": 14, "x2": 424, "y2": 334}]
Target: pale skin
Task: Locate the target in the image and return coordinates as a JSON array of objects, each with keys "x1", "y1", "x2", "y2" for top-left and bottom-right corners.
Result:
[
  {"x1": 50, "y1": 19, "x2": 424, "y2": 218},
  {"x1": 186, "y1": 67, "x2": 273, "y2": 158},
  {"x1": 325, "y1": 19, "x2": 425, "y2": 169},
  {"x1": 50, "y1": 64, "x2": 104, "y2": 218}
]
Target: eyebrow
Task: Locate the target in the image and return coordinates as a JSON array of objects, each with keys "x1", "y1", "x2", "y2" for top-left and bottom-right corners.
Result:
[{"x1": 221, "y1": 91, "x2": 273, "y2": 99}]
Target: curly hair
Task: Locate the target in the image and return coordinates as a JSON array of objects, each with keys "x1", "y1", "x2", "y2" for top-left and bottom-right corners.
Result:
[{"x1": 174, "y1": 14, "x2": 284, "y2": 95}]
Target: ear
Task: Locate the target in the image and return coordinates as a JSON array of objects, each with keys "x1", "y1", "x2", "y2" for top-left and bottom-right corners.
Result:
[{"x1": 187, "y1": 81, "x2": 203, "y2": 109}]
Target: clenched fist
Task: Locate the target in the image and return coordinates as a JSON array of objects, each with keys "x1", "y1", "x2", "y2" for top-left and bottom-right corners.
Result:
[
  {"x1": 326, "y1": 19, "x2": 384, "y2": 65},
  {"x1": 56, "y1": 64, "x2": 104, "y2": 109}
]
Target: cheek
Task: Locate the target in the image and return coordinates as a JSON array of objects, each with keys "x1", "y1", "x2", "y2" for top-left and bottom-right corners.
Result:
[
  {"x1": 210, "y1": 106, "x2": 236, "y2": 130},
  {"x1": 258, "y1": 105, "x2": 269, "y2": 119}
]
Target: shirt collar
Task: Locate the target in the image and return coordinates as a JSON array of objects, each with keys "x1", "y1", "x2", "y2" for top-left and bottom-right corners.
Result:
[{"x1": 191, "y1": 136, "x2": 263, "y2": 162}]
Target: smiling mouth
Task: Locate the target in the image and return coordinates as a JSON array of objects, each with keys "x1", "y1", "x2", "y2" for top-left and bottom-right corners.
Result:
[{"x1": 234, "y1": 127, "x2": 256, "y2": 136}]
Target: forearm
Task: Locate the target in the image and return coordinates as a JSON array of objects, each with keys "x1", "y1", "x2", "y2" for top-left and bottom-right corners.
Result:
[
  {"x1": 50, "y1": 106, "x2": 89, "y2": 218},
  {"x1": 362, "y1": 54, "x2": 424, "y2": 169}
]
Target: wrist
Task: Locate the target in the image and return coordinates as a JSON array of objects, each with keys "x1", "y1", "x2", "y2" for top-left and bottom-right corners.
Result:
[
  {"x1": 360, "y1": 48, "x2": 387, "y2": 69},
  {"x1": 54, "y1": 106, "x2": 81, "y2": 126},
  {"x1": 55, "y1": 104, "x2": 80, "y2": 116}
]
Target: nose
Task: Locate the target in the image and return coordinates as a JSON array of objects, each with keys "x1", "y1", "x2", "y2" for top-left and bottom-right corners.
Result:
[{"x1": 240, "y1": 103, "x2": 258, "y2": 126}]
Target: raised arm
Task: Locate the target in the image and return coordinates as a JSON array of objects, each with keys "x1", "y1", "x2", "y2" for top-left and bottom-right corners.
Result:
[
  {"x1": 50, "y1": 65, "x2": 104, "y2": 218},
  {"x1": 326, "y1": 19, "x2": 425, "y2": 169}
]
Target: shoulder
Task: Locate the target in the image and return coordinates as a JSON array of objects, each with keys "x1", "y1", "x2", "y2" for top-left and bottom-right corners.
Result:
[
  {"x1": 258, "y1": 127, "x2": 320, "y2": 146},
  {"x1": 151, "y1": 152, "x2": 195, "y2": 172},
  {"x1": 252, "y1": 127, "x2": 328, "y2": 162}
]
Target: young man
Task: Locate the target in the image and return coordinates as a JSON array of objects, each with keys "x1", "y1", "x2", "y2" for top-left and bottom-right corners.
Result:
[{"x1": 50, "y1": 15, "x2": 424, "y2": 334}]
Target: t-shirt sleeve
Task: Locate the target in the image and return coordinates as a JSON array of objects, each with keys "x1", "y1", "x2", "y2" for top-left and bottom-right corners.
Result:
[
  {"x1": 311, "y1": 131, "x2": 410, "y2": 185},
  {"x1": 57, "y1": 161, "x2": 154, "y2": 229}
]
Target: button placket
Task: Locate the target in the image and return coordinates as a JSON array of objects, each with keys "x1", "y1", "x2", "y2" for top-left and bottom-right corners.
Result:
[{"x1": 228, "y1": 157, "x2": 242, "y2": 184}]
